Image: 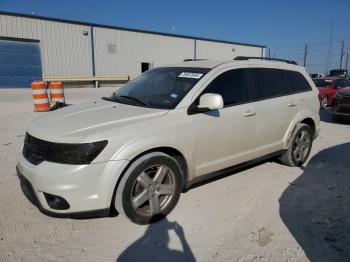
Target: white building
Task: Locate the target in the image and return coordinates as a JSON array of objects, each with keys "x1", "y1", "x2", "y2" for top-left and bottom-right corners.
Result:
[{"x1": 0, "y1": 11, "x2": 265, "y2": 88}]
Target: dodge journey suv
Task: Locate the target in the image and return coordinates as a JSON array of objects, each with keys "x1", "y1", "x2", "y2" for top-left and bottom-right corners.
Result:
[{"x1": 17, "y1": 57, "x2": 320, "y2": 224}]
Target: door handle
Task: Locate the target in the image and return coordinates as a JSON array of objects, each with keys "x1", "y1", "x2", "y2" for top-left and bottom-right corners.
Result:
[
  {"x1": 288, "y1": 102, "x2": 297, "y2": 107},
  {"x1": 243, "y1": 110, "x2": 256, "y2": 117}
]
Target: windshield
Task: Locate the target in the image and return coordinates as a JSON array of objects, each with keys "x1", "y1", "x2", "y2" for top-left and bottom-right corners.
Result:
[
  {"x1": 105, "y1": 67, "x2": 210, "y2": 109},
  {"x1": 329, "y1": 70, "x2": 348, "y2": 78},
  {"x1": 313, "y1": 79, "x2": 333, "y2": 88}
]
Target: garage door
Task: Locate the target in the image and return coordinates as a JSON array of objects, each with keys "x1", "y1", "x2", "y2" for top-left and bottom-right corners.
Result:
[{"x1": 0, "y1": 39, "x2": 43, "y2": 88}]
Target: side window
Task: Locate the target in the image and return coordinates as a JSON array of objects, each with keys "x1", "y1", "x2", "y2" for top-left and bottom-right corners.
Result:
[
  {"x1": 334, "y1": 80, "x2": 342, "y2": 88},
  {"x1": 203, "y1": 69, "x2": 251, "y2": 106},
  {"x1": 344, "y1": 80, "x2": 350, "y2": 87},
  {"x1": 339, "y1": 79, "x2": 348, "y2": 87},
  {"x1": 248, "y1": 68, "x2": 291, "y2": 100},
  {"x1": 283, "y1": 70, "x2": 312, "y2": 93}
]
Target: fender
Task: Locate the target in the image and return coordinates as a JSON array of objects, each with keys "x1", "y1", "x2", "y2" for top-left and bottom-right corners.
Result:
[{"x1": 110, "y1": 133, "x2": 196, "y2": 181}]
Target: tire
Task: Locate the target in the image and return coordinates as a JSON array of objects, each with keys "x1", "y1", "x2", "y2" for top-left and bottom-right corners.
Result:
[
  {"x1": 115, "y1": 152, "x2": 182, "y2": 225},
  {"x1": 332, "y1": 114, "x2": 342, "y2": 122},
  {"x1": 320, "y1": 96, "x2": 328, "y2": 109},
  {"x1": 279, "y1": 123, "x2": 313, "y2": 167}
]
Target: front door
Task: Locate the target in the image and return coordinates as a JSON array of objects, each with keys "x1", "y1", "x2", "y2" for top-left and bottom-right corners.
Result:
[{"x1": 192, "y1": 68, "x2": 258, "y2": 177}]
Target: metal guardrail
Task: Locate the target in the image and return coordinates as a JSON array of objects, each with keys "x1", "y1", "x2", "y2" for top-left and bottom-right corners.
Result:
[
  {"x1": 43, "y1": 76, "x2": 132, "y2": 82},
  {"x1": 43, "y1": 76, "x2": 132, "y2": 87}
]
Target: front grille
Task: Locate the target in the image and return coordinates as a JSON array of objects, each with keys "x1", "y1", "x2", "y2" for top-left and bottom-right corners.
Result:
[
  {"x1": 343, "y1": 96, "x2": 350, "y2": 104},
  {"x1": 338, "y1": 106, "x2": 350, "y2": 114},
  {"x1": 23, "y1": 133, "x2": 53, "y2": 165}
]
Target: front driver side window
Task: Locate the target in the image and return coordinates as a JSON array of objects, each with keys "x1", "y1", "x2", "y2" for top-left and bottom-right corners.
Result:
[{"x1": 203, "y1": 69, "x2": 251, "y2": 106}]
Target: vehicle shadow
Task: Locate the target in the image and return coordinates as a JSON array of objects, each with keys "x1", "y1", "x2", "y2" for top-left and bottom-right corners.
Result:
[
  {"x1": 116, "y1": 217, "x2": 196, "y2": 262},
  {"x1": 319, "y1": 108, "x2": 349, "y2": 125},
  {"x1": 279, "y1": 142, "x2": 350, "y2": 261}
]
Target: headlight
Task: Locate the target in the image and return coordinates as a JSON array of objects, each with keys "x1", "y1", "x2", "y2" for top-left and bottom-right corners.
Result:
[
  {"x1": 335, "y1": 92, "x2": 344, "y2": 99},
  {"x1": 46, "y1": 140, "x2": 108, "y2": 165}
]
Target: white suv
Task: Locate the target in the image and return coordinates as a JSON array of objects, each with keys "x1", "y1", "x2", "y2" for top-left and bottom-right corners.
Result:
[{"x1": 17, "y1": 57, "x2": 320, "y2": 224}]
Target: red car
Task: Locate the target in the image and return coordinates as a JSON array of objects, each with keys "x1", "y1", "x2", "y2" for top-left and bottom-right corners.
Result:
[{"x1": 313, "y1": 77, "x2": 350, "y2": 109}]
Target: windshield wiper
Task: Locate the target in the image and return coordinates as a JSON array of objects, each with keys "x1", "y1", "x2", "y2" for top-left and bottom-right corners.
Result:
[{"x1": 117, "y1": 95, "x2": 151, "y2": 107}]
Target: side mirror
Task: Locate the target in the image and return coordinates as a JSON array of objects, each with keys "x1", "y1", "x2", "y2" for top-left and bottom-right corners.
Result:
[{"x1": 197, "y1": 93, "x2": 224, "y2": 111}]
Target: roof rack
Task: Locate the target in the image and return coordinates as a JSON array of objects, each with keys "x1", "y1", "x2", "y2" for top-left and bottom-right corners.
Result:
[
  {"x1": 234, "y1": 56, "x2": 298, "y2": 65},
  {"x1": 183, "y1": 59, "x2": 208, "y2": 62}
]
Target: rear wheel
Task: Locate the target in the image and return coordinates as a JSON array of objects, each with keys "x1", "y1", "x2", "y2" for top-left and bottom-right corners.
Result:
[
  {"x1": 320, "y1": 96, "x2": 328, "y2": 109},
  {"x1": 115, "y1": 152, "x2": 182, "y2": 224},
  {"x1": 279, "y1": 124, "x2": 313, "y2": 167}
]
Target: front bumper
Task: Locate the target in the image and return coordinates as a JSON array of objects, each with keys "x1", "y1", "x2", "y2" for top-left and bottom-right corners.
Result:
[
  {"x1": 16, "y1": 152, "x2": 129, "y2": 216},
  {"x1": 332, "y1": 99, "x2": 350, "y2": 117}
]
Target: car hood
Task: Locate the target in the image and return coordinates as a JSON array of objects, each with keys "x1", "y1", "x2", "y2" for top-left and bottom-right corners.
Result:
[
  {"x1": 27, "y1": 99, "x2": 169, "y2": 143},
  {"x1": 339, "y1": 86, "x2": 350, "y2": 95}
]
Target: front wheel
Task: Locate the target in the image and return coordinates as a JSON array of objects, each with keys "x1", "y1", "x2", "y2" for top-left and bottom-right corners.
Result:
[
  {"x1": 115, "y1": 152, "x2": 182, "y2": 224},
  {"x1": 279, "y1": 123, "x2": 313, "y2": 167},
  {"x1": 332, "y1": 114, "x2": 342, "y2": 122}
]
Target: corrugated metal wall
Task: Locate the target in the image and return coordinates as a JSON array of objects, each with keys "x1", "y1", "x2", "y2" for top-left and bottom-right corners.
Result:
[
  {"x1": 0, "y1": 14, "x2": 93, "y2": 77},
  {"x1": 93, "y1": 27, "x2": 194, "y2": 77},
  {"x1": 0, "y1": 13, "x2": 264, "y2": 80},
  {"x1": 196, "y1": 40, "x2": 262, "y2": 60}
]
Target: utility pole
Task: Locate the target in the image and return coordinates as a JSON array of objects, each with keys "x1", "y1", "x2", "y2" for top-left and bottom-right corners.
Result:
[
  {"x1": 303, "y1": 44, "x2": 308, "y2": 67},
  {"x1": 268, "y1": 48, "x2": 271, "y2": 58},
  {"x1": 340, "y1": 41, "x2": 344, "y2": 69},
  {"x1": 325, "y1": 20, "x2": 334, "y2": 74},
  {"x1": 346, "y1": 52, "x2": 349, "y2": 70}
]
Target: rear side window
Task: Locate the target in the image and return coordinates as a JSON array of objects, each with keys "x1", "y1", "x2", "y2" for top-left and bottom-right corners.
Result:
[
  {"x1": 283, "y1": 70, "x2": 312, "y2": 92},
  {"x1": 204, "y1": 69, "x2": 251, "y2": 106},
  {"x1": 248, "y1": 68, "x2": 312, "y2": 101},
  {"x1": 248, "y1": 68, "x2": 290, "y2": 100}
]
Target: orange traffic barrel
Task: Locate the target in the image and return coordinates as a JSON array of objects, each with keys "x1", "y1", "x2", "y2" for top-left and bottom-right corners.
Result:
[
  {"x1": 31, "y1": 81, "x2": 50, "y2": 112},
  {"x1": 49, "y1": 81, "x2": 65, "y2": 103}
]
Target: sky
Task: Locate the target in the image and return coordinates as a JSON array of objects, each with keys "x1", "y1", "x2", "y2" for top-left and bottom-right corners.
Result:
[{"x1": 0, "y1": 0, "x2": 349, "y2": 73}]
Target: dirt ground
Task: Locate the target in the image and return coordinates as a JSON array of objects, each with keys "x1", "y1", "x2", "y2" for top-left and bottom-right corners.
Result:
[{"x1": 0, "y1": 88, "x2": 349, "y2": 262}]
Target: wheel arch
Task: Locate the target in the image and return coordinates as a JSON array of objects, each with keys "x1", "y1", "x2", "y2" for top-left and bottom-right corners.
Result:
[
  {"x1": 283, "y1": 110, "x2": 319, "y2": 148},
  {"x1": 300, "y1": 118, "x2": 316, "y2": 139}
]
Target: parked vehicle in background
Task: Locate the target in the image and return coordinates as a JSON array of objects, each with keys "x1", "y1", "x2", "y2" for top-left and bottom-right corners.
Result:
[
  {"x1": 332, "y1": 87, "x2": 350, "y2": 121},
  {"x1": 309, "y1": 73, "x2": 324, "y2": 79},
  {"x1": 328, "y1": 69, "x2": 349, "y2": 79},
  {"x1": 313, "y1": 77, "x2": 350, "y2": 109},
  {"x1": 17, "y1": 57, "x2": 320, "y2": 224}
]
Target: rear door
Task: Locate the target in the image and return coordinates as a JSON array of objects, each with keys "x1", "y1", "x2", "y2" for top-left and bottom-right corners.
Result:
[{"x1": 247, "y1": 68, "x2": 298, "y2": 154}]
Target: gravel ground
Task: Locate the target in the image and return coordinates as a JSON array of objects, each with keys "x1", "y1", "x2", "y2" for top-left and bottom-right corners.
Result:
[{"x1": 0, "y1": 88, "x2": 349, "y2": 262}]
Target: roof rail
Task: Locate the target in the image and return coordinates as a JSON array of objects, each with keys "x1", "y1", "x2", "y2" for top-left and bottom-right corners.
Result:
[
  {"x1": 183, "y1": 59, "x2": 208, "y2": 62},
  {"x1": 234, "y1": 56, "x2": 298, "y2": 65}
]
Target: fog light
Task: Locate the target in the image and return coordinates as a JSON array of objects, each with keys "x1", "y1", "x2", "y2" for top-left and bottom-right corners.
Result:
[{"x1": 44, "y1": 193, "x2": 70, "y2": 210}]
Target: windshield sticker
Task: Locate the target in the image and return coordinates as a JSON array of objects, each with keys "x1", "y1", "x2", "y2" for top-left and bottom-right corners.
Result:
[
  {"x1": 170, "y1": 94, "x2": 178, "y2": 99},
  {"x1": 178, "y1": 72, "x2": 203, "y2": 79}
]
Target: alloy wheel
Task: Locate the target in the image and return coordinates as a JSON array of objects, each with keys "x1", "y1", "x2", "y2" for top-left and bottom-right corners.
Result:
[
  {"x1": 292, "y1": 129, "x2": 311, "y2": 165},
  {"x1": 130, "y1": 165, "x2": 176, "y2": 217},
  {"x1": 321, "y1": 96, "x2": 328, "y2": 109}
]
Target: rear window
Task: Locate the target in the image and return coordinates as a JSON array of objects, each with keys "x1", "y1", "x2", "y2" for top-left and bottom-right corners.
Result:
[
  {"x1": 313, "y1": 79, "x2": 333, "y2": 88},
  {"x1": 248, "y1": 68, "x2": 289, "y2": 100},
  {"x1": 247, "y1": 68, "x2": 312, "y2": 101},
  {"x1": 283, "y1": 70, "x2": 313, "y2": 92}
]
